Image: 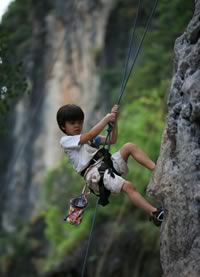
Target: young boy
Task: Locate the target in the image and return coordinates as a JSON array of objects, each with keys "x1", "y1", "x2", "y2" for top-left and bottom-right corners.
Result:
[{"x1": 56, "y1": 104, "x2": 164, "y2": 226}]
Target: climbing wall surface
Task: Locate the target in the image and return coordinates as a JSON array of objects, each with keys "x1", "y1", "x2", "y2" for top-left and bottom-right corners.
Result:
[{"x1": 147, "y1": 1, "x2": 200, "y2": 276}]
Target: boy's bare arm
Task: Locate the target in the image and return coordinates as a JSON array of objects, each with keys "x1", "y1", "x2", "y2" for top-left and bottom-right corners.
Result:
[
  {"x1": 79, "y1": 113, "x2": 115, "y2": 145},
  {"x1": 110, "y1": 105, "x2": 119, "y2": 143}
]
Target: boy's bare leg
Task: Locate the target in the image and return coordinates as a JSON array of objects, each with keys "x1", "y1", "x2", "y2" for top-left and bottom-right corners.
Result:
[
  {"x1": 122, "y1": 181, "x2": 156, "y2": 215},
  {"x1": 120, "y1": 143, "x2": 156, "y2": 170}
]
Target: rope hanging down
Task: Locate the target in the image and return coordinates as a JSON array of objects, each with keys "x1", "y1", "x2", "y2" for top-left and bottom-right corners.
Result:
[
  {"x1": 118, "y1": 0, "x2": 142, "y2": 104},
  {"x1": 81, "y1": 1, "x2": 159, "y2": 276},
  {"x1": 117, "y1": 0, "x2": 159, "y2": 105},
  {"x1": 104, "y1": 0, "x2": 142, "y2": 150},
  {"x1": 81, "y1": 198, "x2": 99, "y2": 277}
]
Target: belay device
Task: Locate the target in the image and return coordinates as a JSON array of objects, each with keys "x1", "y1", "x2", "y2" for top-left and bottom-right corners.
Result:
[{"x1": 64, "y1": 185, "x2": 89, "y2": 225}]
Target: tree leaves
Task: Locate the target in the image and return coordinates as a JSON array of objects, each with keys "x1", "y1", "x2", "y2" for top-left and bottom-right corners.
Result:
[{"x1": 0, "y1": 0, "x2": 31, "y2": 129}]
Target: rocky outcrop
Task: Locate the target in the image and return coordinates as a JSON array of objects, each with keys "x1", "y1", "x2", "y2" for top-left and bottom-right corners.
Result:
[{"x1": 147, "y1": 1, "x2": 200, "y2": 276}]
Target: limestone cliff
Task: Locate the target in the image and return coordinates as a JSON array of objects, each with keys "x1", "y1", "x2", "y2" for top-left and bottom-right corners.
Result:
[
  {"x1": 147, "y1": 0, "x2": 200, "y2": 276},
  {"x1": 1, "y1": 0, "x2": 114, "y2": 231}
]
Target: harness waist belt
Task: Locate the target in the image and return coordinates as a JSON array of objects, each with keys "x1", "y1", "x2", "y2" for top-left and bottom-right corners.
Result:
[
  {"x1": 80, "y1": 147, "x2": 121, "y2": 207},
  {"x1": 80, "y1": 149, "x2": 105, "y2": 177}
]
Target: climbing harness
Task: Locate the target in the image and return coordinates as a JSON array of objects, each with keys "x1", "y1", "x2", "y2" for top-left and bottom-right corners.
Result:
[{"x1": 81, "y1": 146, "x2": 121, "y2": 206}]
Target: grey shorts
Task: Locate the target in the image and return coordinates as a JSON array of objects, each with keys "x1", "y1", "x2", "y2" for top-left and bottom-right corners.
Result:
[{"x1": 85, "y1": 151, "x2": 128, "y2": 194}]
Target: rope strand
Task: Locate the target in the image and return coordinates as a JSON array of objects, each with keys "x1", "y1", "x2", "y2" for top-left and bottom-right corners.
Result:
[
  {"x1": 81, "y1": 198, "x2": 99, "y2": 277},
  {"x1": 119, "y1": 0, "x2": 142, "y2": 98},
  {"x1": 117, "y1": 0, "x2": 159, "y2": 105}
]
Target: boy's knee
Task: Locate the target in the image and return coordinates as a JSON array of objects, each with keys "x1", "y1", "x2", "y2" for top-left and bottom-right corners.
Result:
[
  {"x1": 124, "y1": 142, "x2": 138, "y2": 151},
  {"x1": 122, "y1": 181, "x2": 136, "y2": 193}
]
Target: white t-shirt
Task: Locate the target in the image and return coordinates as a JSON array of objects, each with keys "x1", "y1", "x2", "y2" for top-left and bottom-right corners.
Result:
[{"x1": 60, "y1": 135, "x2": 99, "y2": 173}]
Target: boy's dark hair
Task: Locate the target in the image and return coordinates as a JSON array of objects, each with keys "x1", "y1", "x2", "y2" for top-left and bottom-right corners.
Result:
[{"x1": 56, "y1": 104, "x2": 84, "y2": 134}]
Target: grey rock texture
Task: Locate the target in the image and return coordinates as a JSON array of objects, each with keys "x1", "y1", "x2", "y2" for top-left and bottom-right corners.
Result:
[{"x1": 147, "y1": 1, "x2": 200, "y2": 276}]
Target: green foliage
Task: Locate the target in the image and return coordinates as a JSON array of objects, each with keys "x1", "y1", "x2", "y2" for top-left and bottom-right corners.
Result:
[
  {"x1": 42, "y1": 158, "x2": 127, "y2": 271},
  {"x1": 0, "y1": 224, "x2": 37, "y2": 274},
  {"x1": 44, "y1": 206, "x2": 91, "y2": 271},
  {"x1": 125, "y1": 0, "x2": 194, "y2": 98},
  {"x1": 100, "y1": 68, "x2": 122, "y2": 103},
  {"x1": 0, "y1": 0, "x2": 32, "y2": 130},
  {"x1": 42, "y1": 159, "x2": 87, "y2": 269},
  {"x1": 43, "y1": 160, "x2": 91, "y2": 267}
]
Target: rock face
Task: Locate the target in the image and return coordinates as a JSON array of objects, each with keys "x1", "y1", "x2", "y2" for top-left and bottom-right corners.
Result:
[{"x1": 147, "y1": 1, "x2": 200, "y2": 276}]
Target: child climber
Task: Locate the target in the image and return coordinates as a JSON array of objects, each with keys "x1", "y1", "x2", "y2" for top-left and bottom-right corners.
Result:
[{"x1": 56, "y1": 104, "x2": 164, "y2": 226}]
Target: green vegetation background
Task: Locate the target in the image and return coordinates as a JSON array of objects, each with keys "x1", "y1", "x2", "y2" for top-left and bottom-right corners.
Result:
[{"x1": 0, "y1": 0, "x2": 194, "y2": 275}]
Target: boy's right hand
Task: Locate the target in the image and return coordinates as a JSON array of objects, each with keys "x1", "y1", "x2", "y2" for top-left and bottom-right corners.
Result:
[
  {"x1": 111, "y1": 104, "x2": 120, "y2": 114},
  {"x1": 105, "y1": 112, "x2": 116, "y2": 123}
]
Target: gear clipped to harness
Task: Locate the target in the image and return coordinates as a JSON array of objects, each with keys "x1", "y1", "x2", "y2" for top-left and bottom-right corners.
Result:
[{"x1": 64, "y1": 185, "x2": 89, "y2": 225}]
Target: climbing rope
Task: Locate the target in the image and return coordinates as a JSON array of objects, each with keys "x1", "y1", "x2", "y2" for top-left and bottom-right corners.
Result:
[
  {"x1": 118, "y1": 0, "x2": 142, "y2": 104},
  {"x1": 117, "y1": 0, "x2": 159, "y2": 105},
  {"x1": 81, "y1": 198, "x2": 99, "y2": 277}
]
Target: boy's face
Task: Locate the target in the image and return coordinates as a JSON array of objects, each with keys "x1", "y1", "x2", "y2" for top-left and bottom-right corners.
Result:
[{"x1": 63, "y1": 120, "x2": 83, "y2": 135}]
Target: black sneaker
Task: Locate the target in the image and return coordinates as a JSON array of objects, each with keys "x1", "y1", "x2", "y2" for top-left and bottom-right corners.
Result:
[{"x1": 150, "y1": 208, "x2": 164, "y2": 226}]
